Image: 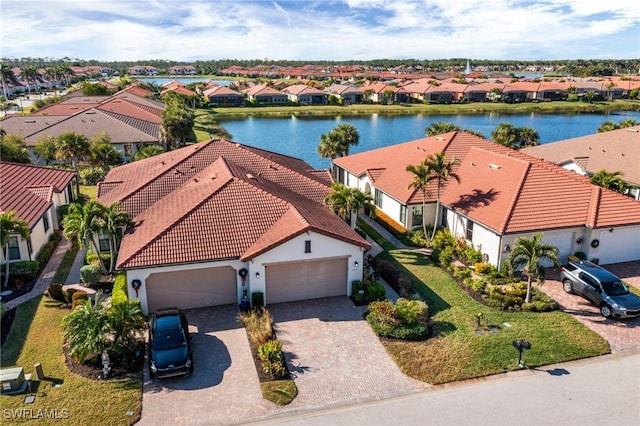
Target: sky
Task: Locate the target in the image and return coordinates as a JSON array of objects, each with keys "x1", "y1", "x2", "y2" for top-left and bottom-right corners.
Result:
[{"x1": 1, "y1": 0, "x2": 639, "y2": 62}]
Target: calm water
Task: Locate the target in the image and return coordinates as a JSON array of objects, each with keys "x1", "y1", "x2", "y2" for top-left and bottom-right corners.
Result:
[
  {"x1": 219, "y1": 111, "x2": 640, "y2": 170},
  {"x1": 136, "y1": 77, "x2": 231, "y2": 86}
]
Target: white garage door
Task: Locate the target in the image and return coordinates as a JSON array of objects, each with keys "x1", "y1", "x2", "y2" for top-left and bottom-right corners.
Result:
[
  {"x1": 542, "y1": 234, "x2": 573, "y2": 265},
  {"x1": 146, "y1": 266, "x2": 236, "y2": 313},
  {"x1": 597, "y1": 230, "x2": 640, "y2": 265},
  {"x1": 265, "y1": 257, "x2": 348, "y2": 304}
]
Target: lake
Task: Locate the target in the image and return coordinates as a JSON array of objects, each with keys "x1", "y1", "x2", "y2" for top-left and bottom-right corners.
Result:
[
  {"x1": 136, "y1": 77, "x2": 231, "y2": 86},
  {"x1": 219, "y1": 111, "x2": 640, "y2": 170}
]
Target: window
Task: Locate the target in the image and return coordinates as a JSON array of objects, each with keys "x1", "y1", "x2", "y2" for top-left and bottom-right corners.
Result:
[
  {"x1": 98, "y1": 231, "x2": 110, "y2": 253},
  {"x1": 304, "y1": 240, "x2": 311, "y2": 253},
  {"x1": 399, "y1": 205, "x2": 407, "y2": 225},
  {"x1": 124, "y1": 143, "x2": 133, "y2": 157},
  {"x1": 441, "y1": 207, "x2": 448, "y2": 228},
  {"x1": 42, "y1": 213, "x2": 50, "y2": 232},
  {"x1": 411, "y1": 206, "x2": 423, "y2": 228},
  {"x1": 27, "y1": 239, "x2": 33, "y2": 255},
  {"x1": 465, "y1": 220, "x2": 474, "y2": 241},
  {"x1": 374, "y1": 189, "x2": 383, "y2": 208},
  {"x1": 8, "y1": 236, "x2": 20, "y2": 260}
]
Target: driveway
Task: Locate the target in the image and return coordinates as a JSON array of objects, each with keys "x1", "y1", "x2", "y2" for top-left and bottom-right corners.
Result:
[
  {"x1": 540, "y1": 261, "x2": 640, "y2": 353},
  {"x1": 139, "y1": 297, "x2": 426, "y2": 425}
]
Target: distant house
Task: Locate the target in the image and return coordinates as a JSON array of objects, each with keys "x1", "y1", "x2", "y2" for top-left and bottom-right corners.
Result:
[
  {"x1": 281, "y1": 85, "x2": 328, "y2": 105},
  {"x1": 244, "y1": 84, "x2": 289, "y2": 104},
  {"x1": 360, "y1": 82, "x2": 409, "y2": 103},
  {"x1": 325, "y1": 84, "x2": 364, "y2": 105},
  {"x1": 522, "y1": 126, "x2": 640, "y2": 200},
  {"x1": 0, "y1": 162, "x2": 76, "y2": 264},
  {"x1": 97, "y1": 139, "x2": 369, "y2": 314},
  {"x1": 203, "y1": 85, "x2": 244, "y2": 106},
  {"x1": 168, "y1": 66, "x2": 197, "y2": 75},
  {"x1": 128, "y1": 66, "x2": 159, "y2": 76},
  {"x1": 333, "y1": 132, "x2": 640, "y2": 267}
]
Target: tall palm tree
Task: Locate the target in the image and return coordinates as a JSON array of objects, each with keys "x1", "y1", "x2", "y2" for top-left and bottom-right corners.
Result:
[
  {"x1": 509, "y1": 233, "x2": 559, "y2": 303},
  {"x1": 56, "y1": 131, "x2": 89, "y2": 193},
  {"x1": 425, "y1": 152, "x2": 460, "y2": 240},
  {"x1": 350, "y1": 187, "x2": 376, "y2": 227},
  {"x1": 317, "y1": 123, "x2": 360, "y2": 160},
  {"x1": 0, "y1": 64, "x2": 18, "y2": 99},
  {"x1": 102, "y1": 202, "x2": 131, "y2": 272},
  {"x1": 406, "y1": 160, "x2": 431, "y2": 237},
  {"x1": 0, "y1": 211, "x2": 31, "y2": 289},
  {"x1": 89, "y1": 133, "x2": 123, "y2": 174},
  {"x1": 590, "y1": 170, "x2": 628, "y2": 194},
  {"x1": 62, "y1": 201, "x2": 107, "y2": 272},
  {"x1": 491, "y1": 123, "x2": 520, "y2": 148},
  {"x1": 324, "y1": 183, "x2": 354, "y2": 223},
  {"x1": 517, "y1": 126, "x2": 540, "y2": 148},
  {"x1": 22, "y1": 65, "x2": 40, "y2": 94}
]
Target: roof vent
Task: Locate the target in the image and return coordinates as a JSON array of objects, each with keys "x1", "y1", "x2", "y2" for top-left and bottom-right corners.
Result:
[
  {"x1": 25, "y1": 120, "x2": 36, "y2": 123},
  {"x1": 602, "y1": 149, "x2": 606, "y2": 152},
  {"x1": 436, "y1": 137, "x2": 445, "y2": 141},
  {"x1": 489, "y1": 163, "x2": 501, "y2": 170},
  {"x1": 246, "y1": 173, "x2": 256, "y2": 180},
  {"x1": 620, "y1": 153, "x2": 624, "y2": 156}
]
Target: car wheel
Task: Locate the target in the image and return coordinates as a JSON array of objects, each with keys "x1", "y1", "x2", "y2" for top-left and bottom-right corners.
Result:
[
  {"x1": 562, "y1": 279, "x2": 573, "y2": 294},
  {"x1": 600, "y1": 304, "x2": 613, "y2": 318}
]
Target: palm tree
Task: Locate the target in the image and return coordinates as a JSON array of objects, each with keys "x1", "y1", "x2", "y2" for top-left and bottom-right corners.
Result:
[
  {"x1": 491, "y1": 123, "x2": 520, "y2": 148},
  {"x1": 89, "y1": 133, "x2": 123, "y2": 174},
  {"x1": 317, "y1": 123, "x2": 360, "y2": 160},
  {"x1": 425, "y1": 152, "x2": 460, "y2": 240},
  {"x1": 22, "y1": 65, "x2": 39, "y2": 94},
  {"x1": 517, "y1": 126, "x2": 540, "y2": 148},
  {"x1": 0, "y1": 134, "x2": 31, "y2": 164},
  {"x1": 107, "y1": 301, "x2": 146, "y2": 364},
  {"x1": 0, "y1": 211, "x2": 31, "y2": 289},
  {"x1": 34, "y1": 136, "x2": 57, "y2": 165},
  {"x1": 134, "y1": 144, "x2": 165, "y2": 160},
  {"x1": 324, "y1": 183, "x2": 375, "y2": 228},
  {"x1": 56, "y1": 131, "x2": 89, "y2": 193},
  {"x1": 406, "y1": 160, "x2": 431, "y2": 237},
  {"x1": 102, "y1": 202, "x2": 131, "y2": 272},
  {"x1": 509, "y1": 233, "x2": 559, "y2": 303},
  {"x1": 63, "y1": 293, "x2": 109, "y2": 363},
  {"x1": 425, "y1": 122, "x2": 461, "y2": 136},
  {"x1": 0, "y1": 64, "x2": 17, "y2": 99},
  {"x1": 590, "y1": 170, "x2": 628, "y2": 194},
  {"x1": 324, "y1": 183, "x2": 354, "y2": 223},
  {"x1": 597, "y1": 120, "x2": 618, "y2": 133},
  {"x1": 62, "y1": 201, "x2": 107, "y2": 272}
]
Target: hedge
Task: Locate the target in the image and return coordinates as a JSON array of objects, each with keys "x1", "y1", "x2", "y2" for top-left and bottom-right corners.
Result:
[{"x1": 111, "y1": 272, "x2": 129, "y2": 305}]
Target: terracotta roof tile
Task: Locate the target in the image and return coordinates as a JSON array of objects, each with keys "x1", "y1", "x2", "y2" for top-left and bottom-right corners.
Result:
[
  {"x1": 102, "y1": 140, "x2": 369, "y2": 269},
  {"x1": 0, "y1": 162, "x2": 75, "y2": 228}
]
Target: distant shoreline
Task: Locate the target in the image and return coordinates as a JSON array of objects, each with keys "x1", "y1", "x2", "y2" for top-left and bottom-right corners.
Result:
[{"x1": 207, "y1": 100, "x2": 640, "y2": 119}]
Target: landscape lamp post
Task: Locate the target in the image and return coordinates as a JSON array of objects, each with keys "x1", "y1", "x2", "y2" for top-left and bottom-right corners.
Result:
[{"x1": 512, "y1": 339, "x2": 531, "y2": 368}]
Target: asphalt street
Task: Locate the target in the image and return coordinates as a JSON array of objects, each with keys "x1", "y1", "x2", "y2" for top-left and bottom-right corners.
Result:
[{"x1": 248, "y1": 350, "x2": 640, "y2": 426}]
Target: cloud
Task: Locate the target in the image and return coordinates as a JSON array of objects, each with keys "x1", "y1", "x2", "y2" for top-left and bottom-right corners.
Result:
[{"x1": 0, "y1": 0, "x2": 638, "y2": 61}]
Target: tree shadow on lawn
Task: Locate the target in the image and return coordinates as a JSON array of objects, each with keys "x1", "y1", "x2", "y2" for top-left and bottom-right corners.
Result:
[{"x1": 0, "y1": 296, "x2": 41, "y2": 367}]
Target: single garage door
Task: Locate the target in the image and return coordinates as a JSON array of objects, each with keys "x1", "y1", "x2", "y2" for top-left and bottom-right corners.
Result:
[
  {"x1": 146, "y1": 266, "x2": 236, "y2": 313},
  {"x1": 265, "y1": 257, "x2": 348, "y2": 304},
  {"x1": 597, "y1": 230, "x2": 640, "y2": 265}
]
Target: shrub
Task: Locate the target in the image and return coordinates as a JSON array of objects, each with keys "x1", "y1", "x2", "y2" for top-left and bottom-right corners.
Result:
[
  {"x1": 432, "y1": 229, "x2": 455, "y2": 251},
  {"x1": 72, "y1": 290, "x2": 88, "y2": 303},
  {"x1": 406, "y1": 228, "x2": 429, "y2": 248},
  {"x1": 111, "y1": 272, "x2": 128, "y2": 305},
  {"x1": 240, "y1": 307, "x2": 274, "y2": 346},
  {"x1": 350, "y1": 280, "x2": 365, "y2": 304},
  {"x1": 257, "y1": 339, "x2": 287, "y2": 379},
  {"x1": 474, "y1": 262, "x2": 490, "y2": 274},
  {"x1": 470, "y1": 278, "x2": 488, "y2": 294},
  {"x1": 437, "y1": 246, "x2": 454, "y2": 266},
  {"x1": 8, "y1": 260, "x2": 40, "y2": 278},
  {"x1": 86, "y1": 253, "x2": 111, "y2": 269},
  {"x1": 366, "y1": 281, "x2": 387, "y2": 302},
  {"x1": 374, "y1": 208, "x2": 407, "y2": 239},
  {"x1": 35, "y1": 232, "x2": 62, "y2": 269},
  {"x1": 65, "y1": 287, "x2": 79, "y2": 302},
  {"x1": 573, "y1": 251, "x2": 586, "y2": 260},
  {"x1": 80, "y1": 265, "x2": 102, "y2": 286},
  {"x1": 395, "y1": 298, "x2": 428, "y2": 325},
  {"x1": 0, "y1": 302, "x2": 6, "y2": 320},
  {"x1": 79, "y1": 166, "x2": 106, "y2": 185},
  {"x1": 57, "y1": 204, "x2": 70, "y2": 227},
  {"x1": 46, "y1": 284, "x2": 66, "y2": 303}
]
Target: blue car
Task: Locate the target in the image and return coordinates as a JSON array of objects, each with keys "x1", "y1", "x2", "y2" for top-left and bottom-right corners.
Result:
[{"x1": 148, "y1": 308, "x2": 193, "y2": 379}]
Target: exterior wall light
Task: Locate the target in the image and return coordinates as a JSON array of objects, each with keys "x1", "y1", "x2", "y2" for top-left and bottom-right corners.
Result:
[
  {"x1": 504, "y1": 244, "x2": 511, "y2": 252},
  {"x1": 255, "y1": 272, "x2": 260, "y2": 278},
  {"x1": 354, "y1": 261, "x2": 359, "y2": 267}
]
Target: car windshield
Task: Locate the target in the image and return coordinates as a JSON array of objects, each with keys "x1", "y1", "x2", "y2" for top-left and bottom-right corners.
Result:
[
  {"x1": 154, "y1": 328, "x2": 186, "y2": 350},
  {"x1": 601, "y1": 280, "x2": 629, "y2": 297}
]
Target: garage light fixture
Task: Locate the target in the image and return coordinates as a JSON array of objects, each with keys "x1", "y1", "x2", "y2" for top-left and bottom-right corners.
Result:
[
  {"x1": 255, "y1": 272, "x2": 260, "y2": 278},
  {"x1": 354, "y1": 261, "x2": 359, "y2": 267}
]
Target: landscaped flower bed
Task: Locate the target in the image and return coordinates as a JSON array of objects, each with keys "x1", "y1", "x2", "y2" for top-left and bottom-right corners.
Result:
[{"x1": 239, "y1": 307, "x2": 298, "y2": 405}]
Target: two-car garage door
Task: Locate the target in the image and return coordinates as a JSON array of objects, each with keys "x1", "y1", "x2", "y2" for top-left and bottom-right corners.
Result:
[
  {"x1": 265, "y1": 257, "x2": 348, "y2": 304},
  {"x1": 146, "y1": 266, "x2": 236, "y2": 313}
]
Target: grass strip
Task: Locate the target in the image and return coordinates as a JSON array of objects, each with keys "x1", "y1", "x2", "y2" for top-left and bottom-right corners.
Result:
[
  {"x1": 357, "y1": 218, "x2": 396, "y2": 251},
  {"x1": 51, "y1": 243, "x2": 80, "y2": 285},
  {"x1": 378, "y1": 249, "x2": 610, "y2": 384},
  {"x1": 0, "y1": 296, "x2": 142, "y2": 426}
]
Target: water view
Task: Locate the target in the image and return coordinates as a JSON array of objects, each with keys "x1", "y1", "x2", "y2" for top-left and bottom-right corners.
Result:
[
  {"x1": 219, "y1": 111, "x2": 640, "y2": 169},
  {"x1": 136, "y1": 77, "x2": 231, "y2": 86}
]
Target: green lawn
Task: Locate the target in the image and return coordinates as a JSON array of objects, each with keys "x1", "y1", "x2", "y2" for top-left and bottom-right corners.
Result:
[
  {"x1": 79, "y1": 185, "x2": 97, "y2": 201},
  {"x1": 0, "y1": 297, "x2": 142, "y2": 426},
  {"x1": 378, "y1": 249, "x2": 610, "y2": 384}
]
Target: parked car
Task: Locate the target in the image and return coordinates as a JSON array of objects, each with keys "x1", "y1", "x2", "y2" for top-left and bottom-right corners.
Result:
[
  {"x1": 148, "y1": 307, "x2": 193, "y2": 379},
  {"x1": 560, "y1": 260, "x2": 640, "y2": 319}
]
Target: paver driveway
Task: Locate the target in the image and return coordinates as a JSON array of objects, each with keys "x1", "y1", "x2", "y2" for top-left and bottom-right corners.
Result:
[
  {"x1": 139, "y1": 297, "x2": 427, "y2": 425},
  {"x1": 541, "y1": 261, "x2": 640, "y2": 353}
]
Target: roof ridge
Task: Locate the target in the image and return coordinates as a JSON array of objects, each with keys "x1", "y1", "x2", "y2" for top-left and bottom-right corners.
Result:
[
  {"x1": 586, "y1": 186, "x2": 602, "y2": 228},
  {"x1": 499, "y1": 156, "x2": 532, "y2": 234}
]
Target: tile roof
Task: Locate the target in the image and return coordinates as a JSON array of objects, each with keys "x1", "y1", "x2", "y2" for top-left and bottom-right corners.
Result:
[
  {"x1": 334, "y1": 131, "x2": 501, "y2": 204},
  {"x1": 0, "y1": 162, "x2": 75, "y2": 228},
  {"x1": 521, "y1": 126, "x2": 640, "y2": 186},
  {"x1": 99, "y1": 140, "x2": 369, "y2": 269},
  {"x1": 0, "y1": 115, "x2": 68, "y2": 137}
]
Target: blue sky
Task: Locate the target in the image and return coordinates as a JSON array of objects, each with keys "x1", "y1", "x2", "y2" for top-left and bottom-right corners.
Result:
[{"x1": 1, "y1": 0, "x2": 638, "y2": 61}]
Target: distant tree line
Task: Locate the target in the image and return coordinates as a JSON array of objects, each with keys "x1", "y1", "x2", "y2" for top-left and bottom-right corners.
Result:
[{"x1": 2, "y1": 57, "x2": 639, "y2": 77}]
